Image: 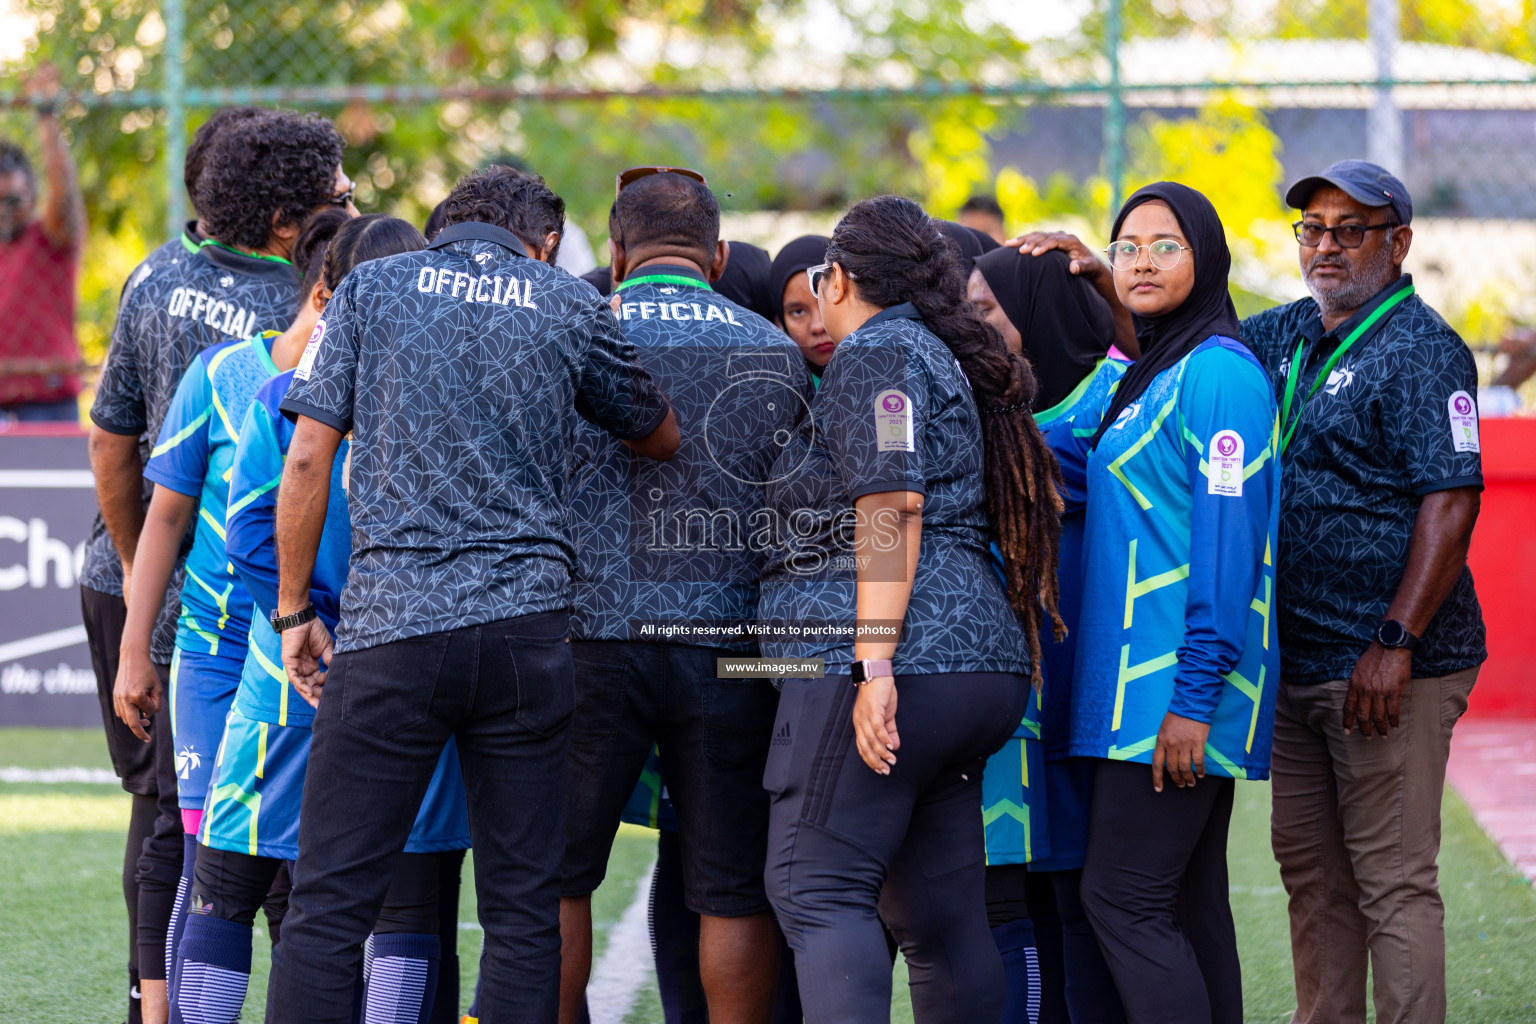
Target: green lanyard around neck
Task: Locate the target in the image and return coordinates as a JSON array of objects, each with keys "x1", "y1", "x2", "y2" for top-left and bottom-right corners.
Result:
[
  {"x1": 615, "y1": 272, "x2": 710, "y2": 292},
  {"x1": 198, "y1": 237, "x2": 293, "y2": 267},
  {"x1": 1278, "y1": 281, "x2": 1414, "y2": 455}
]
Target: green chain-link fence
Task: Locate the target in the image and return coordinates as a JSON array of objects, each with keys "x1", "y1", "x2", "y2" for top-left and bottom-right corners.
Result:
[{"x1": 2, "y1": 0, "x2": 1535, "y2": 399}]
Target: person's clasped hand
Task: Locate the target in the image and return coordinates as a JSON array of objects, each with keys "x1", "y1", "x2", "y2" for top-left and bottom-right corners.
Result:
[
  {"x1": 113, "y1": 651, "x2": 162, "y2": 743},
  {"x1": 852, "y1": 674, "x2": 901, "y2": 775},
  {"x1": 282, "y1": 616, "x2": 335, "y2": 708},
  {"x1": 1152, "y1": 711, "x2": 1210, "y2": 792}
]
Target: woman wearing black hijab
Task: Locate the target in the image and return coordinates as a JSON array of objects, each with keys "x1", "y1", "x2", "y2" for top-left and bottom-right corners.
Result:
[
  {"x1": 769, "y1": 235, "x2": 834, "y2": 385},
  {"x1": 969, "y1": 246, "x2": 1130, "y2": 1024},
  {"x1": 1049, "y1": 183, "x2": 1280, "y2": 1024}
]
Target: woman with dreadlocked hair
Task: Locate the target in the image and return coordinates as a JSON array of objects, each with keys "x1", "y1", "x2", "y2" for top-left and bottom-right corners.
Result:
[{"x1": 758, "y1": 194, "x2": 1062, "y2": 1024}]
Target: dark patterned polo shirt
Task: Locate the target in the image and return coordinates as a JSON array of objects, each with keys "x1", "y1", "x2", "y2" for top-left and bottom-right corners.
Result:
[
  {"x1": 569, "y1": 263, "x2": 810, "y2": 649},
  {"x1": 758, "y1": 304, "x2": 1031, "y2": 678},
  {"x1": 85, "y1": 225, "x2": 300, "y2": 662},
  {"x1": 1242, "y1": 273, "x2": 1487, "y2": 684},
  {"x1": 280, "y1": 222, "x2": 671, "y2": 652}
]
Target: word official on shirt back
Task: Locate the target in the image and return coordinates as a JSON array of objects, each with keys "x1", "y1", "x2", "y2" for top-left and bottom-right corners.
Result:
[{"x1": 416, "y1": 266, "x2": 539, "y2": 308}]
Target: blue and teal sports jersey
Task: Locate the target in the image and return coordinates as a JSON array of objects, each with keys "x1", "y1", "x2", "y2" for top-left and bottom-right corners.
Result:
[
  {"x1": 1050, "y1": 336, "x2": 1280, "y2": 780},
  {"x1": 617, "y1": 747, "x2": 678, "y2": 833},
  {"x1": 1034, "y1": 356, "x2": 1127, "y2": 761},
  {"x1": 144, "y1": 332, "x2": 281, "y2": 660},
  {"x1": 226, "y1": 369, "x2": 350, "y2": 726},
  {"x1": 221, "y1": 368, "x2": 470, "y2": 853},
  {"x1": 980, "y1": 543, "x2": 1050, "y2": 865}
]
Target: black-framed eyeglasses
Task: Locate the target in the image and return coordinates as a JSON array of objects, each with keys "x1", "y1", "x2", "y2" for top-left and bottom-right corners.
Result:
[
  {"x1": 615, "y1": 165, "x2": 708, "y2": 196},
  {"x1": 0, "y1": 195, "x2": 27, "y2": 209},
  {"x1": 1293, "y1": 220, "x2": 1396, "y2": 249},
  {"x1": 329, "y1": 185, "x2": 356, "y2": 209},
  {"x1": 1106, "y1": 239, "x2": 1190, "y2": 271}
]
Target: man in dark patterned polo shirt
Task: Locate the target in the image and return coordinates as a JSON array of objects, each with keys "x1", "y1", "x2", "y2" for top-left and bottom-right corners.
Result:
[
  {"x1": 559, "y1": 169, "x2": 808, "y2": 1024},
  {"x1": 268, "y1": 166, "x2": 677, "y2": 1023},
  {"x1": 1242, "y1": 162, "x2": 1484, "y2": 1024}
]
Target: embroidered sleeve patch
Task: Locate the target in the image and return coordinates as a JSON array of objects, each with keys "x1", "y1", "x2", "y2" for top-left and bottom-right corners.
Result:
[
  {"x1": 1447, "y1": 391, "x2": 1480, "y2": 453},
  {"x1": 874, "y1": 389, "x2": 915, "y2": 452},
  {"x1": 293, "y1": 319, "x2": 325, "y2": 382},
  {"x1": 1207, "y1": 429, "x2": 1244, "y2": 497}
]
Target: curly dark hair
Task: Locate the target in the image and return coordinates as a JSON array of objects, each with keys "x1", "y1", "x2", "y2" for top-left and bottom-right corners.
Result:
[
  {"x1": 439, "y1": 165, "x2": 564, "y2": 262},
  {"x1": 826, "y1": 195, "x2": 1065, "y2": 669},
  {"x1": 0, "y1": 141, "x2": 33, "y2": 188},
  {"x1": 184, "y1": 107, "x2": 263, "y2": 212},
  {"x1": 194, "y1": 110, "x2": 345, "y2": 250}
]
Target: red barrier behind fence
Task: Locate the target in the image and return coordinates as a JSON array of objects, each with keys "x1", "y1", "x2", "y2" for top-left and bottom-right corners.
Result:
[{"x1": 1465, "y1": 418, "x2": 1536, "y2": 718}]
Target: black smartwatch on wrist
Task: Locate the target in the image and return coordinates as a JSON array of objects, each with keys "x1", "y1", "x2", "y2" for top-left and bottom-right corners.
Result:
[
  {"x1": 1375, "y1": 619, "x2": 1420, "y2": 652},
  {"x1": 271, "y1": 603, "x2": 318, "y2": 634}
]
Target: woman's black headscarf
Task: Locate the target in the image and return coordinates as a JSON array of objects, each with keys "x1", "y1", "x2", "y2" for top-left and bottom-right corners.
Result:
[
  {"x1": 974, "y1": 247, "x2": 1114, "y2": 413},
  {"x1": 1090, "y1": 181, "x2": 1244, "y2": 448},
  {"x1": 768, "y1": 235, "x2": 829, "y2": 323},
  {"x1": 714, "y1": 240, "x2": 776, "y2": 321}
]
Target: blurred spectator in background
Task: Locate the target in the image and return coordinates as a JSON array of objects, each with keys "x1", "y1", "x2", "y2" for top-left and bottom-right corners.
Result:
[
  {"x1": 1479, "y1": 326, "x2": 1536, "y2": 416},
  {"x1": 959, "y1": 194, "x2": 1007, "y2": 246},
  {"x1": 0, "y1": 62, "x2": 86, "y2": 424}
]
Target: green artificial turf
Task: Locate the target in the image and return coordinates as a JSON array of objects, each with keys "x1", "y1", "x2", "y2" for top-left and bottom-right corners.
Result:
[{"x1": 2, "y1": 729, "x2": 1532, "y2": 1023}]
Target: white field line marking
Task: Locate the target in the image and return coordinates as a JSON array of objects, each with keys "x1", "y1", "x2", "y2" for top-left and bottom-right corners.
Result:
[
  {"x1": 0, "y1": 469, "x2": 96, "y2": 488},
  {"x1": 0, "y1": 624, "x2": 90, "y2": 662},
  {"x1": 0, "y1": 766, "x2": 120, "y2": 784},
  {"x1": 587, "y1": 859, "x2": 656, "y2": 1024}
]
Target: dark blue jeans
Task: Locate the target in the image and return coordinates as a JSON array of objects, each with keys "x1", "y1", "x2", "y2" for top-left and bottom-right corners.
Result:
[{"x1": 266, "y1": 611, "x2": 574, "y2": 1024}]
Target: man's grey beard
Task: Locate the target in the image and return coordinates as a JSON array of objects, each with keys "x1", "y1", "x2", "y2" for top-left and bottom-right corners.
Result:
[{"x1": 1304, "y1": 231, "x2": 1398, "y2": 319}]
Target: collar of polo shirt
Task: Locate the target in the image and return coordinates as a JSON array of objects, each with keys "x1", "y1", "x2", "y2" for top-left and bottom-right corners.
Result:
[{"x1": 428, "y1": 221, "x2": 529, "y2": 254}]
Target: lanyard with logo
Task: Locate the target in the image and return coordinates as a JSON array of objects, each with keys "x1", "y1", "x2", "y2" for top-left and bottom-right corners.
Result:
[
  {"x1": 615, "y1": 272, "x2": 711, "y2": 293},
  {"x1": 1278, "y1": 281, "x2": 1414, "y2": 455}
]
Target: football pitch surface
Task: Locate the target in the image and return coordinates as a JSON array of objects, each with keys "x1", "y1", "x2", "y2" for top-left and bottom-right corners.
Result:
[{"x1": 3, "y1": 727, "x2": 1533, "y2": 1023}]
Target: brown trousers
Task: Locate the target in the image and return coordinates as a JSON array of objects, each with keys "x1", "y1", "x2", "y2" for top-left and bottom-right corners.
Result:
[{"x1": 1270, "y1": 667, "x2": 1478, "y2": 1024}]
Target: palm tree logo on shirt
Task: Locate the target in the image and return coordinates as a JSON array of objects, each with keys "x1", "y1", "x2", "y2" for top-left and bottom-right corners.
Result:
[
  {"x1": 1325, "y1": 366, "x2": 1355, "y2": 396},
  {"x1": 175, "y1": 746, "x2": 201, "y2": 780}
]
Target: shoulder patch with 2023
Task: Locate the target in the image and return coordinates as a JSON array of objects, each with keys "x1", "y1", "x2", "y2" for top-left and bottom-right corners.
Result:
[
  {"x1": 1207, "y1": 429, "x2": 1244, "y2": 497},
  {"x1": 293, "y1": 319, "x2": 325, "y2": 382},
  {"x1": 1447, "y1": 390, "x2": 1480, "y2": 453},
  {"x1": 874, "y1": 389, "x2": 914, "y2": 452}
]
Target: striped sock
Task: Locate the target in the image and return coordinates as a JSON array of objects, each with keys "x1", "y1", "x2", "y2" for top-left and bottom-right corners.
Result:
[
  {"x1": 364, "y1": 933, "x2": 441, "y2": 1024},
  {"x1": 174, "y1": 913, "x2": 252, "y2": 1024},
  {"x1": 165, "y1": 834, "x2": 198, "y2": 1024},
  {"x1": 992, "y1": 917, "x2": 1042, "y2": 1024}
]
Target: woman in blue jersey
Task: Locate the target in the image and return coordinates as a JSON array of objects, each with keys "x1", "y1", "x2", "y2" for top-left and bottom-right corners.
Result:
[
  {"x1": 1050, "y1": 183, "x2": 1279, "y2": 1024},
  {"x1": 760, "y1": 196, "x2": 1064, "y2": 1024},
  {"x1": 969, "y1": 246, "x2": 1129, "y2": 1024},
  {"x1": 168, "y1": 215, "x2": 468, "y2": 1024},
  {"x1": 113, "y1": 209, "x2": 348, "y2": 1020}
]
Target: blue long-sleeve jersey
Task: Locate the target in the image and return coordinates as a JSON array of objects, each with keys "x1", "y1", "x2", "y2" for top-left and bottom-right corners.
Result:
[
  {"x1": 222, "y1": 369, "x2": 469, "y2": 853},
  {"x1": 1047, "y1": 336, "x2": 1279, "y2": 779}
]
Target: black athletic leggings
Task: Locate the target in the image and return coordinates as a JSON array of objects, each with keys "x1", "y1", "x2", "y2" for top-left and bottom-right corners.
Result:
[
  {"x1": 766, "y1": 671, "x2": 1029, "y2": 1024},
  {"x1": 1079, "y1": 758, "x2": 1241, "y2": 1024}
]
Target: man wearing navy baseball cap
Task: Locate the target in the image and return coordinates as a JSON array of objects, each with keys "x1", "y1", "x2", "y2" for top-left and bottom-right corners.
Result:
[{"x1": 1242, "y1": 161, "x2": 1485, "y2": 1024}]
